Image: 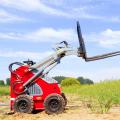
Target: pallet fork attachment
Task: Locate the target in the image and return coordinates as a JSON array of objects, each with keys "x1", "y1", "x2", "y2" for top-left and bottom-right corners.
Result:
[{"x1": 77, "y1": 21, "x2": 120, "y2": 61}]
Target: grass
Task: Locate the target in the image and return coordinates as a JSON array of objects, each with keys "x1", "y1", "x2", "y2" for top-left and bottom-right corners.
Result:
[
  {"x1": 0, "y1": 80, "x2": 120, "y2": 113},
  {"x1": 0, "y1": 86, "x2": 9, "y2": 96},
  {"x1": 63, "y1": 80, "x2": 120, "y2": 113},
  {"x1": 63, "y1": 80, "x2": 120, "y2": 104},
  {"x1": 0, "y1": 80, "x2": 120, "y2": 104}
]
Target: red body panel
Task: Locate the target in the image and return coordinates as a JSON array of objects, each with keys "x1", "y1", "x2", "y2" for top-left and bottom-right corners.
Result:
[{"x1": 10, "y1": 66, "x2": 61, "y2": 110}]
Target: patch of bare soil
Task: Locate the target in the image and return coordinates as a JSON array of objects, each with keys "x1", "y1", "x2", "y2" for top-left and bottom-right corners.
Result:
[{"x1": 0, "y1": 95, "x2": 120, "y2": 120}]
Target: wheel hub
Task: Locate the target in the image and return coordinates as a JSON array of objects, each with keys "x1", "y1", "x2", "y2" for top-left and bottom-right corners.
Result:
[
  {"x1": 18, "y1": 100, "x2": 28, "y2": 112},
  {"x1": 49, "y1": 99, "x2": 60, "y2": 112}
]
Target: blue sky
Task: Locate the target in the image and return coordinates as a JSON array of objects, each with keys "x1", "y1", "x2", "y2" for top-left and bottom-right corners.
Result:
[{"x1": 0, "y1": 0, "x2": 120, "y2": 82}]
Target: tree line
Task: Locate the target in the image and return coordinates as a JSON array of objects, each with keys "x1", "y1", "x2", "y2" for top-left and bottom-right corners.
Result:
[
  {"x1": 53, "y1": 76, "x2": 94, "y2": 84},
  {"x1": 0, "y1": 76, "x2": 94, "y2": 86},
  {"x1": 0, "y1": 78, "x2": 10, "y2": 86}
]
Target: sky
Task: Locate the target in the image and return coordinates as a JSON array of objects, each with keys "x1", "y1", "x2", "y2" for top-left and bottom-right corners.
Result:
[{"x1": 0, "y1": 0, "x2": 120, "y2": 82}]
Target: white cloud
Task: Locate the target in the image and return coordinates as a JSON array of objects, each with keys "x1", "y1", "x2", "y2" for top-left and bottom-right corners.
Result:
[
  {"x1": 1, "y1": 27, "x2": 120, "y2": 48},
  {"x1": 42, "y1": 0, "x2": 65, "y2": 7},
  {"x1": 0, "y1": 50, "x2": 52, "y2": 60},
  {"x1": 1, "y1": 26, "x2": 120, "y2": 48},
  {"x1": 86, "y1": 29, "x2": 120, "y2": 48},
  {"x1": 0, "y1": 28, "x2": 77, "y2": 42},
  {"x1": 0, "y1": 0, "x2": 119, "y2": 21},
  {"x1": 0, "y1": 9, "x2": 26, "y2": 22},
  {"x1": 0, "y1": 0, "x2": 70, "y2": 17}
]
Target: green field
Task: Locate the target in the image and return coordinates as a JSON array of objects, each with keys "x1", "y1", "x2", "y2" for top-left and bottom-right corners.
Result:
[
  {"x1": 0, "y1": 86, "x2": 9, "y2": 95},
  {"x1": 0, "y1": 80, "x2": 120, "y2": 104},
  {"x1": 0, "y1": 80, "x2": 120, "y2": 113},
  {"x1": 63, "y1": 80, "x2": 120, "y2": 104},
  {"x1": 63, "y1": 80, "x2": 120, "y2": 113}
]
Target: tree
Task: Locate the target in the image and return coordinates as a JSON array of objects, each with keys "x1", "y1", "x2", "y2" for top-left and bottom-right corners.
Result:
[
  {"x1": 6, "y1": 78, "x2": 10, "y2": 85},
  {"x1": 77, "y1": 77, "x2": 84, "y2": 84},
  {"x1": 0, "y1": 80, "x2": 5, "y2": 86},
  {"x1": 61, "y1": 77, "x2": 80, "y2": 87},
  {"x1": 84, "y1": 79, "x2": 94, "y2": 84},
  {"x1": 53, "y1": 76, "x2": 66, "y2": 84},
  {"x1": 77, "y1": 77, "x2": 94, "y2": 85}
]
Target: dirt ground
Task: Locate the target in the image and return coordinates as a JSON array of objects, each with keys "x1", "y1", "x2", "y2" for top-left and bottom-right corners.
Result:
[{"x1": 0, "y1": 95, "x2": 120, "y2": 120}]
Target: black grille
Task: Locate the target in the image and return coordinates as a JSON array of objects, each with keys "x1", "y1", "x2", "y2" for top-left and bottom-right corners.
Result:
[{"x1": 28, "y1": 83, "x2": 43, "y2": 95}]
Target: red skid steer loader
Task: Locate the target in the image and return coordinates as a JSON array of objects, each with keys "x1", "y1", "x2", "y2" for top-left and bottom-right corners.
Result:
[{"x1": 9, "y1": 22, "x2": 120, "y2": 114}]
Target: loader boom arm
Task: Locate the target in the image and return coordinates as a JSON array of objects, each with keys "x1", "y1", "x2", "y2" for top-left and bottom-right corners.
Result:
[
  {"x1": 12, "y1": 21, "x2": 120, "y2": 89},
  {"x1": 23, "y1": 46, "x2": 78, "y2": 87}
]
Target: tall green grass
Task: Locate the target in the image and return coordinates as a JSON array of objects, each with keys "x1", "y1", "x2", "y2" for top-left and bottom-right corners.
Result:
[
  {"x1": 63, "y1": 80, "x2": 120, "y2": 104},
  {"x1": 0, "y1": 80, "x2": 120, "y2": 113},
  {"x1": 0, "y1": 80, "x2": 120, "y2": 103},
  {"x1": 63, "y1": 80, "x2": 120, "y2": 113},
  {"x1": 0, "y1": 86, "x2": 9, "y2": 95}
]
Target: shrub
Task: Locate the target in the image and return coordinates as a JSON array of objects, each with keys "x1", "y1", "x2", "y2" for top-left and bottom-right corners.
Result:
[
  {"x1": 53, "y1": 76, "x2": 66, "y2": 84},
  {"x1": 77, "y1": 77, "x2": 94, "y2": 84},
  {"x1": 86, "y1": 96, "x2": 113, "y2": 113},
  {"x1": 0, "y1": 80, "x2": 5, "y2": 86},
  {"x1": 61, "y1": 77, "x2": 80, "y2": 87}
]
